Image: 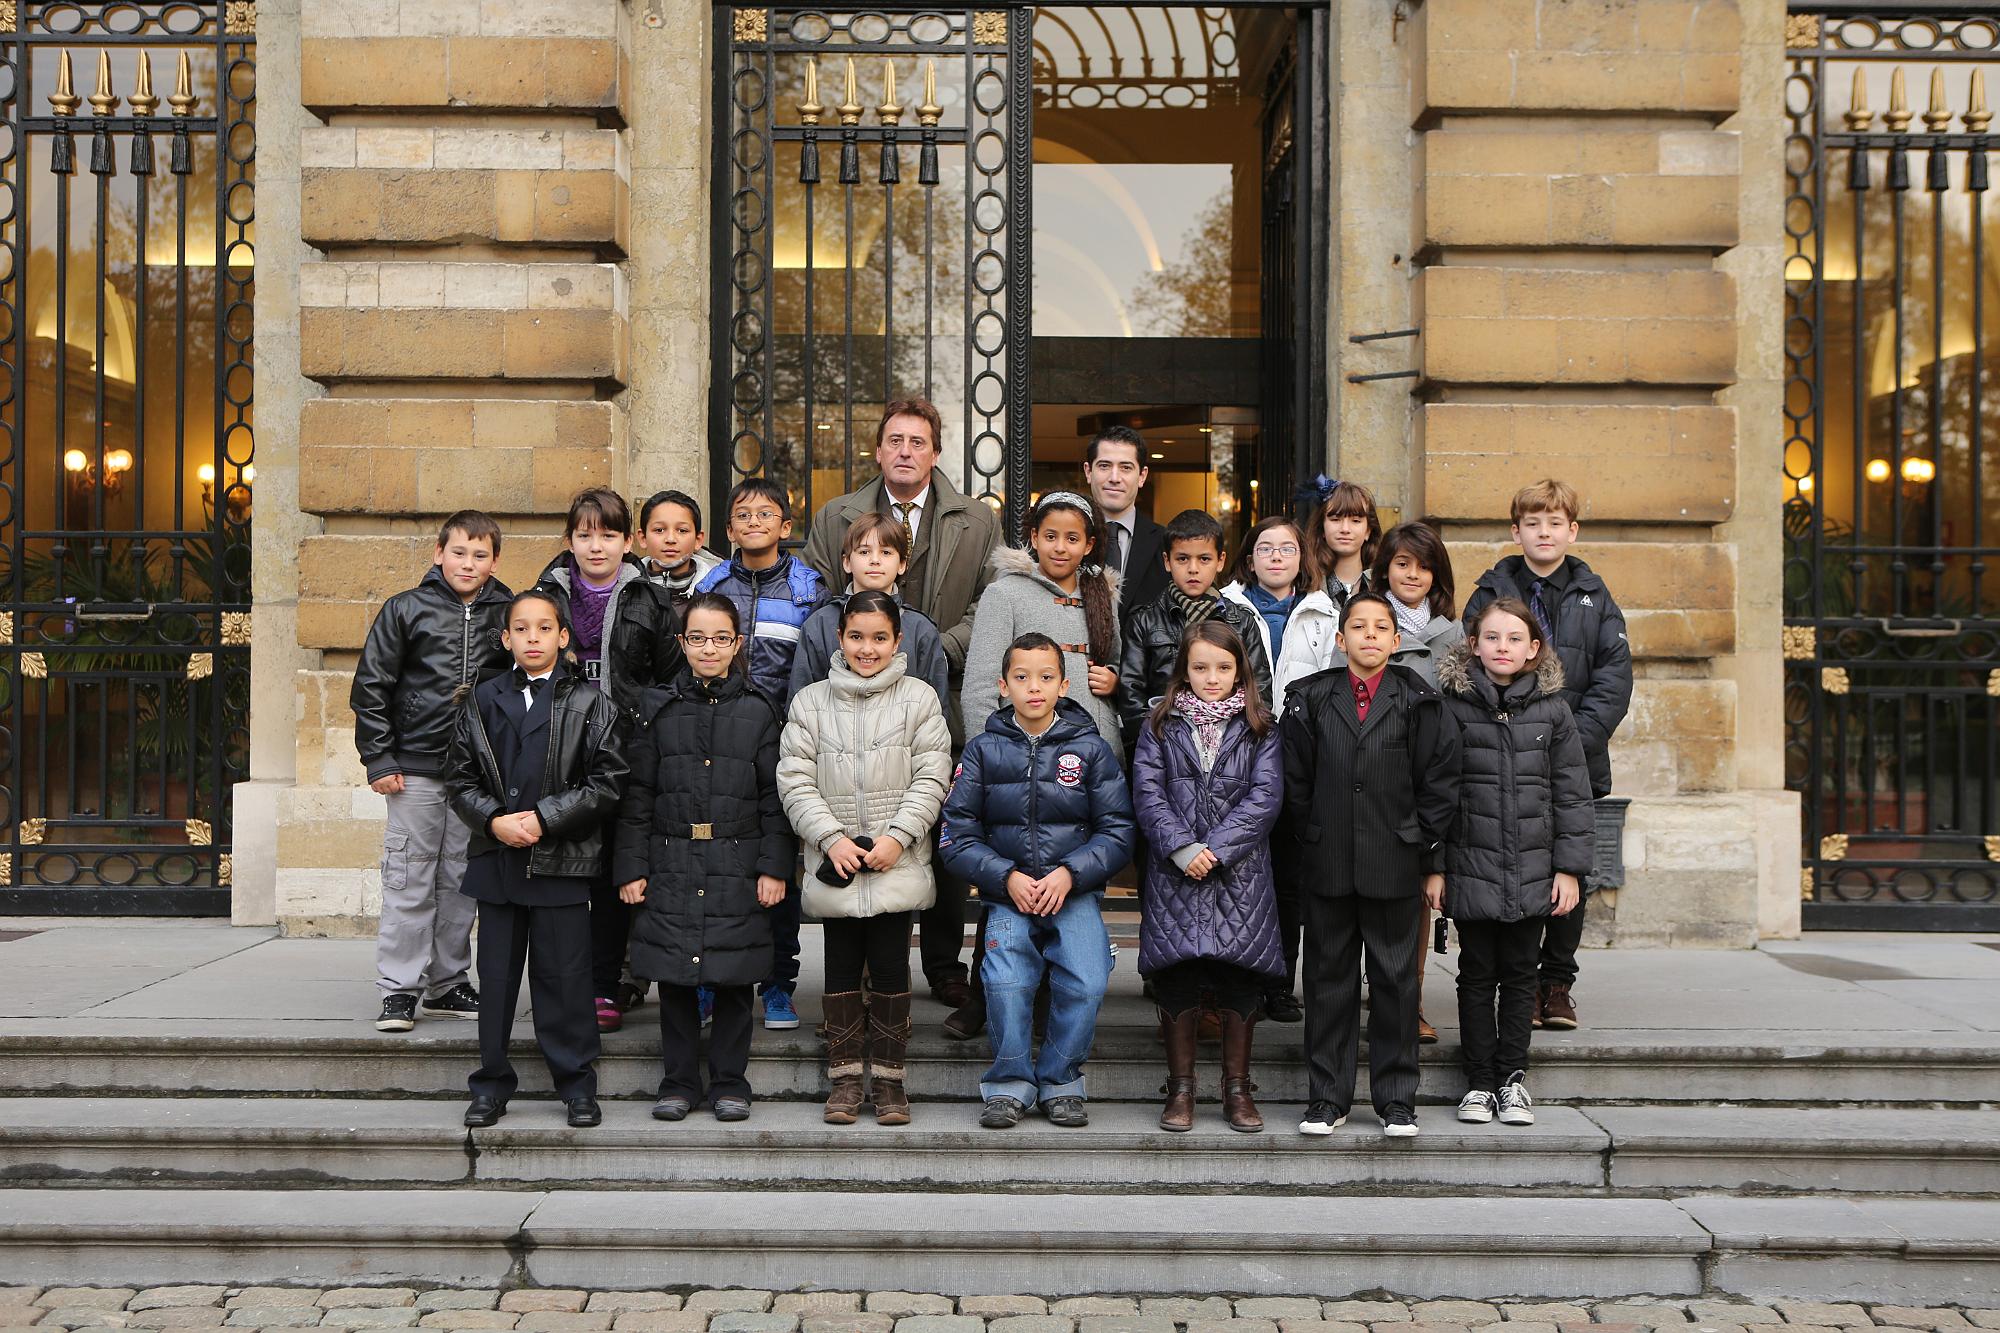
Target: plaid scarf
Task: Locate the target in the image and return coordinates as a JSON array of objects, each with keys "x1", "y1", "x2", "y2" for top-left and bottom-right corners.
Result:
[
  {"x1": 1166, "y1": 583, "x2": 1220, "y2": 627},
  {"x1": 1172, "y1": 687, "x2": 1245, "y2": 773}
]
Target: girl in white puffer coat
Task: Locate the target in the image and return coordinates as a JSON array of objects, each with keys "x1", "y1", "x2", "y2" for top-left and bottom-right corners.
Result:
[{"x1": 779, "y1": 589, "x2": 953, "y2": 1128}]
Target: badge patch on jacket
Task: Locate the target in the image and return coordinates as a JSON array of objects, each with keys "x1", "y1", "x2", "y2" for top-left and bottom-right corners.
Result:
[{"x1": 1056, "y1": 753, "x2": 1084, "y2": 786}]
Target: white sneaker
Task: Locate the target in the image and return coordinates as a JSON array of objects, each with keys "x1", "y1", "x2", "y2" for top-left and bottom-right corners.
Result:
[
  {"x1": 1298, "y1": 1102, "x2": 1347, "y2": 1136},
  {"x1": 1456, "y1": 1089, "x2": 1496, "y2": 1124},
  {"x1": 1497, "y1": 1071, "x2": 1536, "y2": 1125}
]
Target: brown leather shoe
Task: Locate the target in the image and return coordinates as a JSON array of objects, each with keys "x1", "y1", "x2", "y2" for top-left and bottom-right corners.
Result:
[
  {"x1": 1531, "y1": 986, "x2": 1547, "y2": 1030},
  {"x1": 942, "y1": 980, "x2": 985, "y2": 1041},
  {"x1": 931, "y1": 978, "x2": 972, "y2": 1010},
  {"x1": 1417, "y1": 1010, "x2": 1438, "y2": 1044},
  {"x1": 822, "y1": 990, "x2": 867, "y2": 1124},
  {"x1": 1219, "y1": 1010, "x2": 1263, "y2": 1133},
  {"x1": 1540, "y1": 983, "x2": 1578, "y2": 1030},
  {"x1": 867, "y1": 991, "x2": 914, "y2": 1126},
  {"x1": 1158, "y1": 1007, "x2": 1199, "y2": 1133}
]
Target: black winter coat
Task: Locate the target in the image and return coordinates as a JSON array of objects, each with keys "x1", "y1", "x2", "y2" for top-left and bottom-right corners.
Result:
[
  {"x1": 1117, "y1": 594, "x2": 1274, "y2": 740},
  {"x1": 1461, "y1": 555, "x2": 1631, "y2": 798},
  {"x1": 448, "y1": 667, "x2": 628, "y2": 885},
  {"x1": 535, "y1": 554, "x2": 684, "y2": 725},
  {"x1": 611, "y1": 670, "x2": 796, "y2": 988},
  {"x1": 1280, "y1": 664, "x2": 1461, "y2": 898},
  {"x1": 350, "y1": 567, "x2": 514, "y2": 782},
  {"x1": 1436, "y1": 642, "x2": 1595, "y2": 923},
  {"x1": 939, "y1": 699, "x2": 1136, "y2": 898}
]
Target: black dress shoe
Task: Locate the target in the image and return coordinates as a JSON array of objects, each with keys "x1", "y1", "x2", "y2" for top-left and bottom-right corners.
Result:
[
  {"x1": 464, "y1": 1096, "x2": 506, "y2": 1128},
  {"x1": 566, "y1": 1096, "x2": 603, "y2": 1128}
]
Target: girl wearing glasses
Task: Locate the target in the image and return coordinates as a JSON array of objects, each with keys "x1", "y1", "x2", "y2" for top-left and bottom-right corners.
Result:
[
  {"x1": 613, "y1": 592, "x2": 795, "y2": 1124},
  {"x1": 1221, "y1": 516, "x2": 1310, "y2": 717}
]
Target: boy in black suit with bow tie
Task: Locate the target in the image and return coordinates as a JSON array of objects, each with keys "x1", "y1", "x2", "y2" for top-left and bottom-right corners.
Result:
[{"x1": 448, "y1": 589, "x2": 629, "y2": 1129}]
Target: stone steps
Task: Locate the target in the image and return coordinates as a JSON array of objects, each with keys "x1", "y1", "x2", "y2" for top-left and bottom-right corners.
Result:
[
  {"x1": 5, "y1": 1026, "x2": 1997, "y2": 1105},
  {"x1": 4, "y1": 1098, "x2": 1999, "y2": 1197},
  {"x1": 3, "y1": 1186, "x2": 1998, "y2": 1303}
]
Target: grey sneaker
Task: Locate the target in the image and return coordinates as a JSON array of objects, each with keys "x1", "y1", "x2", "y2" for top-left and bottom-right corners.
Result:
[
  {"x1": 1497, "y1": 1071, "x2": 1535, "y2": 1125},
  {"x1": 1043, "y1": 1096, "x2": 1089, "y2": 1128},
  {"x1": 1457, "y1": 1089, "x2": 1497, "y2": 1123},
  {"x1": 979, "y1": 1095, "x2": 1026, "y2": 1129}
]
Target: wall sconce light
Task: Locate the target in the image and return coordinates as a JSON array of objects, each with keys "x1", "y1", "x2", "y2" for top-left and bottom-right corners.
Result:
[
  {"x1": 1901, "y1": 456, "x2": 1936, "y2": 484},
  {"x1": 1798, "y1": 475, "x2": 1815, "y2": 494},
  {"x1": 64, "y1": 447, "x2": 131, "y2": 494},
  {"x1": 1866, "y1": 458, "x2": 1891, "y2": 483}
]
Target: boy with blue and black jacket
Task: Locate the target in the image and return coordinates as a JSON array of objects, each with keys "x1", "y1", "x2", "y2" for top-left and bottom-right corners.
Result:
[
  {"x1": 940, "y1": 632, "x2": 1136, "y2": 1130},
  {"x1": 696, "y1": 477, "x2": 830, "y2": 1028}
]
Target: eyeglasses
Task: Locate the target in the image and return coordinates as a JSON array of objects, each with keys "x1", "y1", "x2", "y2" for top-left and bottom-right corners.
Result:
[
  {"x1": 680, "y1": 633, "x2": 739, "y2": 648},
  {"x1": 1254, "y1": 543, "x2": 1300, "y2": 558},
  {"x1": 732, "y1": 508, "x2": 783, "y2": 524}
]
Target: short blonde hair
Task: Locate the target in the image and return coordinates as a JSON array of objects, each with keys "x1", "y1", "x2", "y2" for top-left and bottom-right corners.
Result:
[{"x1": 1511, "y1": 478, "x2": 1580, "y2": 525}]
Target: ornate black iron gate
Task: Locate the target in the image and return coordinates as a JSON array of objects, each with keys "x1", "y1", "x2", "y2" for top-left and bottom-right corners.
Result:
[
  {"x1": 0, "y1": 2, "x2": 253, "y2": 914},
  {"x1": 1784, "y1": 6, "x2": 2000, "y2": 929}
]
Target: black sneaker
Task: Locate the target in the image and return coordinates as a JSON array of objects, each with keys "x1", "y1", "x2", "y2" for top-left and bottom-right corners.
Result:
[
  {"x1": 979, "y1": 1095, "x2": 1026, "y2": 1129},
  {"x1": 375, "y1": 993, "x2": 417, "y2": 1032},
  {"x1": 1381, "y1": 1104, "x2": 1420, "y2": 1138},
  {"x1": 1298, "y1": 1101, "x2": 1346, "y2": 1136},
  {"x1": 1263, "y1": 990, "x2": 1304, "y2": 1024},
  {"x1": 1043, "y1": 1096, "x2": 1089, "y2": 1128},
  {"x1": 420, "y1": 983, "x2": 479, "y2": 1019}
]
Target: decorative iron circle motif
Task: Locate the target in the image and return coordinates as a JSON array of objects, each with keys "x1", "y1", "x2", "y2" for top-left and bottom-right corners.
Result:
[
  {"x1": 734, "y1": 65, "x2": 767, "y2": 112},
  {"x1": 849, "y1": 12, "x2": 891, "y2": 43},
  {"x1": 789, "y1": 13, "x2": 832, "y2": 43}
]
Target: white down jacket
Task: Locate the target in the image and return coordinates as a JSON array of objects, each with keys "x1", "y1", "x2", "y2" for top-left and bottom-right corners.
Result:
[{"x1": 780, "y1": 653, "x2": 954, "y2": 919}]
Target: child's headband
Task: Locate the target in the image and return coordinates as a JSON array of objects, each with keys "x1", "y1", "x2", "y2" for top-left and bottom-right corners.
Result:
[{"x1": 1033, "y1": 490, "x2": 1095, "y2": 519}]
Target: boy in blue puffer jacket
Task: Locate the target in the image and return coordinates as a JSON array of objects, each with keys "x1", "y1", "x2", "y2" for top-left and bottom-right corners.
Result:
[
  {"x1": 696, "y1": 476, "x2": 829, "y2": 1030},
  {"x1": 940, "y1": 632, "x2": 1136, "y2": 1130}
]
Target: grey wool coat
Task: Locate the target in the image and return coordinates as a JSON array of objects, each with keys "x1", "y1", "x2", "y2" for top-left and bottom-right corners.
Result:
[{"x1": 958, "y1": 545, "x2": 1123, "y2": 752}]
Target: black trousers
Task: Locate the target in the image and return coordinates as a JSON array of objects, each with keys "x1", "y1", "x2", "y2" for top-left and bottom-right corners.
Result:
[
  {"x1": 472, "y1": 898, "x2": 599, "y2": 1103},
  {"x1": 1456, "y1": 917, "x2": 1543, "y2": 1092},
  {"x1": 918, "y1": 862, "x2": 971, "y2": 989},
  {"x1": 587, "y1": 871, "x2": 630, "y2": 999},
  {"x1": 1301, "y1": 891, "x2": 1423, "y2": 1116},
  {"x1": 1538, "y1": 894, "x2": 1586, "y2": 987},
  {"x1": 1151, "y1": 959, "x2": 1266, "y2": 1019},
  {"x1": 1271, "y1": 833, "x2": 1303, "y2": 993},
  {"x1": 658, "y1": 981, "x2": 754, "y2": 1102},
  {"x1": 826, "y1": 912, "x2": 913, "y2": 992}
]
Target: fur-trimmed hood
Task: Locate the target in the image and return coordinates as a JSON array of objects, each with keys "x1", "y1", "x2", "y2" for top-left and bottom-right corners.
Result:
[
  {"x1": 988, "y1": 542, "x2": 1122, "y2": 598},
  {"x1": 1437, "y1": 637, "x2": 1566, "y2": 703}
]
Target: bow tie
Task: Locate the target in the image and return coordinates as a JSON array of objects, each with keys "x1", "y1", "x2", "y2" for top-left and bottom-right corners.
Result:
[{"x1": 513, "y1": 669, "x2": 550, "y2": 697}]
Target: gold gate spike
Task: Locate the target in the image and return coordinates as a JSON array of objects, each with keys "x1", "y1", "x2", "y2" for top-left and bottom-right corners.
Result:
[
  {"x1": 1885, "y1": 67, "x2": 1914, "y2": 133},
  {"x1": 169, "y1": 51, "x2": 199, "y2": 117},
  {"x1": 1924, "y1": 68, "x2": 1953, "y2": 134},
  {"x1": 130, "y1": 52, "x2": 159, "y2": 117},
  {"x1": 88, "y1": 50, "x2": 119, "y2": 116},
  {"x1": 1845, "y1": 67, "x2": 1874, "y2": 132},
  {"x1": 48, "y1": 50, "x2": 79, "y2": 116},
  {"x1": 1967, "y1": 72, "x2": 1992, "y2": 134}
]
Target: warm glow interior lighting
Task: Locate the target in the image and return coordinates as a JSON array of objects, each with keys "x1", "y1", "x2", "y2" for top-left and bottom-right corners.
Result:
[
  {"x1": 1799, "y1": 475, "x2": 1815, "y2": 494},
  {"x1": 105, "y1": 449, "x2": 133, "y2": 473},
  {"x1": 1865, "y1": 458, "x2": 1892, "y2": 483},
  {"x1": 197, "y1": 463, "x2": 215, "y2": 483},
  {"x1": 240, "y1": 464, "x2": 256, "y2": 484},
  {"x1": 63, "y1": 449, "x2": 88, "y2": 473},
  {"x1": 1902, "y1": 457, "x2": 1936, "y2": 483}
]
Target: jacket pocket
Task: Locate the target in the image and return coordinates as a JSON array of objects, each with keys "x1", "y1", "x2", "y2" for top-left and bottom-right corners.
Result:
[{"x1": 1395, "y1": 821, "x2": 1424, "y2": 846}]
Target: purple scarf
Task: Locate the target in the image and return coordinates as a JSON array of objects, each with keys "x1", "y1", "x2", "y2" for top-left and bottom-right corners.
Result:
[{"x1": 1172, "y1": 687, "x2": 1246, "y2": 773}]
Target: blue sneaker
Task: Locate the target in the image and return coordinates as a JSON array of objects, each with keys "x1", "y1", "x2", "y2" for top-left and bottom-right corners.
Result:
[
  {"x1": 762, "y1": 988, "x2": 800, "y2": 1030},
  {"x1": 698, "y1": 986, "x2": 714, "y2": 1029}
]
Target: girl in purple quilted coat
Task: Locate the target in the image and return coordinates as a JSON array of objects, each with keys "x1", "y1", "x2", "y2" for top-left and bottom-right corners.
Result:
[{"x1": 1131, "y1": 619, "x2": 1284, "y2": 1135}]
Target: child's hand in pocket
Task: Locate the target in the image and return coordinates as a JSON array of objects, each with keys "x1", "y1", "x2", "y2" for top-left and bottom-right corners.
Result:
[
  {"x1": 1424, "y1": 874, "x2": 1445, "y2": 912},
  {"x1": 756, "y1": 875, "x2": 787, "y2": 908},
  {"x1": 862, "y1": 835, "x2": 904, "y2": 871},
  {"x1": 1551, "y1": 872, "x2": 1580, "y2": 917},
  {"x1": 826, "y1": 837, "x2": 867, "y2": 878},
  {"x1": 618, "y1": 878, "x2": 647, "y2": 905},
  {"x1": 1086, "y1": 663, "x2": 1118, "y2": 697},
  {"x1": 1183, "y1": 847, "x2": 1217, "y2": 880}
]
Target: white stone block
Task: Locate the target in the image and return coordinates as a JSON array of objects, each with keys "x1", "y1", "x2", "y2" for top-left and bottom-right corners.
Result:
[
  {"x1": 444, "y1": 264, "x2": 530, "y2": 310},
  {"x1": 479, "y1": 0, "x2": 617, "y2": 37},
  {"x1": 302, "y1": 0, "x2": 402, "y2": 38},
  {"x1": 433, "y1": 129, "x2": 565, "y2": 172},
  {"x1": 354, "y1": 128, "x2": 435, "y2": 171},
  {"x1": 1659, "y1": 131, "x2": 1741, "y2": 177},
  {"x1": 300, "y1": 126, "x2": 357, "y2": 169},
  {"x1": 376, "y1": 263, "x2": 448, "y2": 308},
  {"x1": 399, "y1": 0, "x2": 481, "y2": 35}
]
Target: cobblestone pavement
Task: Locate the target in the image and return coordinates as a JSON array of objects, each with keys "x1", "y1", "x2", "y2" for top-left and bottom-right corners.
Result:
[{"x1": 4, "y1": 1289, "x2": 1999, "y2": 1333}]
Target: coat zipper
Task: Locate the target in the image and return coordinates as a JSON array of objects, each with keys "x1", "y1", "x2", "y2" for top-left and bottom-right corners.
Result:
[
  {"x1": 852, "y1": 684, "x2": 871, "y2": 915},
  {"x1": 459, "y1": 603, "x2": 473, "y2": 686},
  {"x1": 1495, "y1": 708, "x2": 1519, "y2": 907},
  {"x1": 1026, "y1": 732, "x2": 1041, "y2": 880}
]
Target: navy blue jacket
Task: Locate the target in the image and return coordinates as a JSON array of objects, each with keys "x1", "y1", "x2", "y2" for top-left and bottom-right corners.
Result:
[
  {"x1": 938, "y1": 698, "x2": 1136, "y2": 898},
  {"x1": 696, "y1": 553, "x2": 829, "y2": 716}
]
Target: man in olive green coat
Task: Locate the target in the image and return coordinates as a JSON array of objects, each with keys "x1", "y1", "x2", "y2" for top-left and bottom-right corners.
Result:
[{"x1": 801, "y1": 396, "x2": 1002, "y2": 1011}]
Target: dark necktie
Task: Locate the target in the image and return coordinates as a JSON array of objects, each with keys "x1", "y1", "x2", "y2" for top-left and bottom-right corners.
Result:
[
  {"x1": 1107, "y1": 523, "x2": 1127, "y2": 572},
  {"x1": 1353, "y1": 676, "x2": 1372, "y2": 722},
  {"x1": 1529, "y1": 579, "x2": 1556, "y2": 644}
]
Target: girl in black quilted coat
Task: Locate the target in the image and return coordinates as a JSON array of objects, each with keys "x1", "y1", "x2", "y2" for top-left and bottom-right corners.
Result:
[
  {"x1": 1427, "y1": 598, "x2": 1594, "y2": 1129},
  {"x1": 613, "y1": 593, "x2": 795, "y2": 1123}
]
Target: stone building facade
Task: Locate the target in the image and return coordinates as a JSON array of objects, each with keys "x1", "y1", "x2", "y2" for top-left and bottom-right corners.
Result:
[{"x1": 238, "y1": 0, "x2": 1801, "y2": 945}]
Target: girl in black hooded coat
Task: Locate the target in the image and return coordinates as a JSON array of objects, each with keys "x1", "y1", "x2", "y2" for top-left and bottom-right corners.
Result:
[{"x1": 1426, "y1": 597, "x2": 1593, "y2": 1130}]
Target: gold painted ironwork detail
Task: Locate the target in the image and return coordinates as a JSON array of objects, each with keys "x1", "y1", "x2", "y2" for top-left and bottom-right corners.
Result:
[
  {"x1": 1988, "y1": 670, "x2": 2000, "y2": 697},
  {"x1": 1821, "y1": 666, "x2": 1850, "y2": 695},
  {"x1": 800, "y1": 56, "x2": 824, "y2": 125},
  {"x1": 0, "y1": 853, "x2": 10, "y2": 886},
  {"x1": 732, "y1": 7, "x2": 766, "y2": 42},
  {"x1": 917, "y1": 59, "x2": 941, "y2": 127},
  {"x1": 1800, "y1": 866, "x2": 1815, "y2": 901},
  {"x1": 877, "y1": 58, "x2": 903, "y2": 125},
  {"x1": 88, "y1": 49, "x2": 120, "y2": 116},
  {"x1": 1885, "y1": 67, "x2": 1914, "y2": 133},
  {"x1": 1925, "y1": 68, "x2": 1954, "y2": 133},
  {"x1": 836, "y1": 56, "x2": 862, "y2": 126},
  {"x1": 972, "y1": 11, "x2": 1007, "y2": 44},
  {"x1": 129, "y1": 51, "x2": 159, "y2": 117},
  {"x1": 0, "y1": 5, "x2": 16, "y2": 33},
  {"x1": 1786, "y1": 14, "x2": 1820, "y2": 48},
  {"x1": 48, "y1": 50, "x2": 79, "y2": 116},
  {"x1": 1967, "y1": 71, "x2": 1993, "y2": 134},
  {"x1": 186, "y1": 819, "x2": 213, "y2": 847},
  {"x1": 20, "y1": 652, "x2": 46, "y2": 679},
  {"x1": 1844, "y1": 67, "x2": 1874, "y2": 131},
  {"x1": 1820, "y1": 833, "x2": 1850, "y2": 861},
  {"x1": 0, "y1": 611, "x2": 11, "y2": 646},
  {"x1": 1781, "y1": 626, "x2": 1815, "y2": 661},
  {"x1": 19, "y1": 819, "x2": 45, "y2": 846},
  {"x1": 218, "y1": 854, "x2": 233, "y2": 888},
  {"x1": 222, "y1": 612, "x2": 252, "y2": 646},
  {"x1": 187, "y1": 652, "x2": 214, "y2": 681},
  {"x1": 225, "y1": 0, "x2": 256, "y2": 34},
  {"x1": 169, "y1": 51, "x2": 198, "y2": 116}
]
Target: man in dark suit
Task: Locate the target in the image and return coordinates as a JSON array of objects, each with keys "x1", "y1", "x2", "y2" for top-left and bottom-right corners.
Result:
[
  {"x1": 1279, "y1": 592, "x2": 1461, "y2": 1139},
  {"x1": 1085, "y1": 425, "x2": 1168, "y2": 616}
]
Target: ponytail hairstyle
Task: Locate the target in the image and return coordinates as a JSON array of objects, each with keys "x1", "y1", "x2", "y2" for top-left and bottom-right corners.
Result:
[
  {"x1": 1299, "y1": 477, "x2": 1383, "y2": 587},
  {"x1": 1148, "y1": 618, "x2": 1271, "y2": 740},
  {"x1": 1370, "y1": 521, "x2": 1457, "y2": 620},
  {"x1": 1473, "y1": 596, "x2": 1547, "y2": 672},
  {"x1": 840, "y1": 587, "x2": 903, "y2": 637},
  {"x1": 1028, "y1": 490, "x2": 1117, "y2": 667}
]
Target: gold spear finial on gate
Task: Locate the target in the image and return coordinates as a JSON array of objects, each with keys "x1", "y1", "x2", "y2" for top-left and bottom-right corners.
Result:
[
  {"x1": 1885, "y1": 66, "x2": 1914, "y2": 132},
  {"x1": 168, "y1": 49, "x2": 198, "y2": 115},
  {"x1": 1924, "y1": 67, "x2": 1953, "y2": 133},
  {"x1": 918, "y1": 59, "x2": 941, "y2": 128},
  {"x1": 800, "y1": 55, "x2": 823, "y2": 125},
  {"x1": 87, "y1": 49, "x2": 120, "y2": 116},
  {"x1": 48, "y1": 49, "x2": 79, "y2": 116},
  {"x1": 1844, "y1": 66, "x2": 1874, "y2": 131},
  {"x1": 837, "y1": 55, "x2": 863, "y2": 126},
  {"x1": 129, "y1": 51, "x2": 158, "y2": 116},
  {"x1": 1966, "y1": 71, "x2": 1992, "y2": 134},
  {"x1": 878, "y1": 57, "x2": 903, "y2": 125}
]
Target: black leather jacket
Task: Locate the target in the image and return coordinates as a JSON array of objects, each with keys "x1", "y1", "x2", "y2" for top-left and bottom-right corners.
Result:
[
  {"x1": 350, "y1": 567, "x2": 514, "y2": 782},
  {"x1": 448, "y1": 670, "x2": 629, "y2": 880},
  {"x1": 1117, "y1": 594, "x2": 1274, "y2": 740}
]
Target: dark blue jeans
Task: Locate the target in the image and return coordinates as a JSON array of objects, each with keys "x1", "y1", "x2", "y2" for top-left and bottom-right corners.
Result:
[
  {"x1": 979, "y1": 894, "x2": 1112, "y2": 1106},
  {"x1": 761, "y1": 876, "x2": 801, "y2": 996}
]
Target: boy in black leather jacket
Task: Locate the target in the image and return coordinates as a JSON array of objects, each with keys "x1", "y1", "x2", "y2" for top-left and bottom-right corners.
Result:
[
  {"x1": 350, "y1": 510, "x2": 513, "y2": 1035},
  {"x1": 448, "y1": 589, "x2": 628, "y2": 1131},
  {"x1": 1118, "y1": 508, "x2": 1273, "y2": 745}
]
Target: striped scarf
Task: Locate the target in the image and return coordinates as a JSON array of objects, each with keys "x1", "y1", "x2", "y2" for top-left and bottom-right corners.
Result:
[{"x1": 1173, "y1": 687, "x2": 1245, "y2": 773}]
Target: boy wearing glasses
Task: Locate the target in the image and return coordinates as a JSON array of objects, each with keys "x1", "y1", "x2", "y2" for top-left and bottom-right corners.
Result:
[{"x1": 697, "y1": 477, "x2": 831, "y2": 1028}]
